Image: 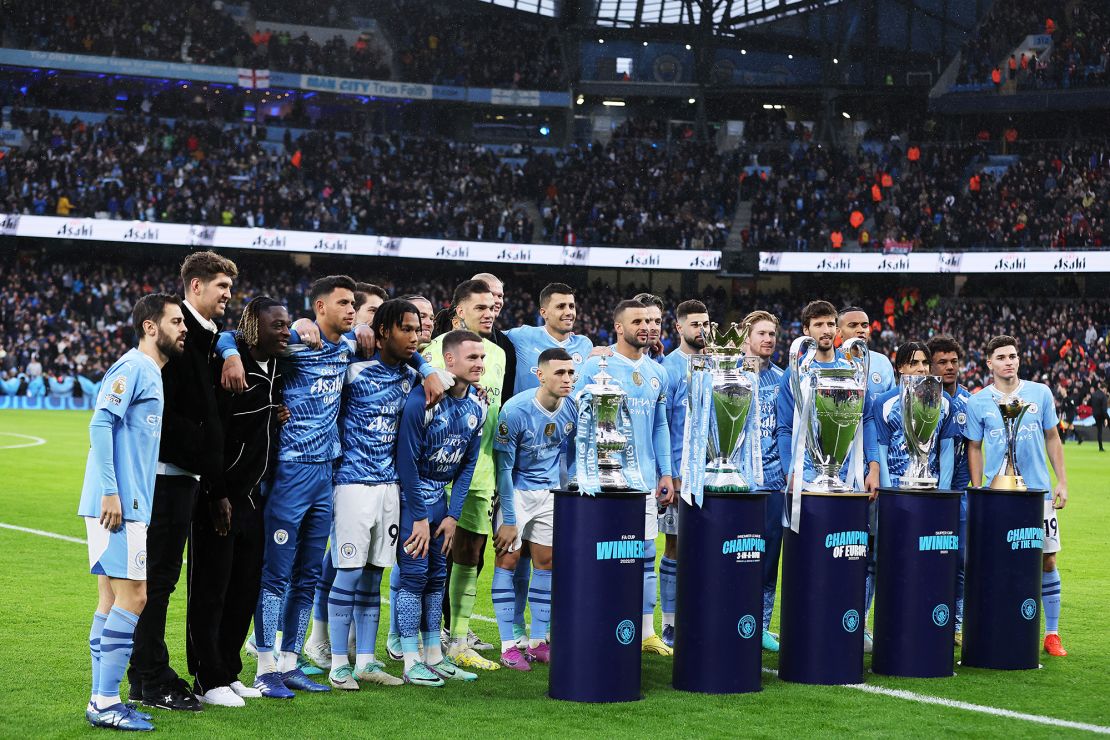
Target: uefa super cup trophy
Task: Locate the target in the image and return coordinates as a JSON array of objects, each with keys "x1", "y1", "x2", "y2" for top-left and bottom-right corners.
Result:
[
  {"x1": 575, "y1": 357, "x2": 639, "y2": 491},
  {"x1": 688, "y1": 323, "x2": 757, "y2": 493},
  {"x1": 789, "y1": 336, "x2": 869, "y2": 492},
  {"x1": 899, "y1": 374, "x2": 944, "y2": 489},
  {"x1": 990, "y1": 394, "x2": 1031, "y2": 490}
]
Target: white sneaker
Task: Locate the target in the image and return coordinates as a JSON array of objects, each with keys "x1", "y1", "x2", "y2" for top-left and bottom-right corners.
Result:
[
  {"x1": 199, "y1": 686, "x2": 246, "y2": 707},
  {"x1": 303, "y1": 638, "x2": 331, "y2": 671},
  {"x1": 229, "y1": 680, "x2": 262, "y2": 699}
]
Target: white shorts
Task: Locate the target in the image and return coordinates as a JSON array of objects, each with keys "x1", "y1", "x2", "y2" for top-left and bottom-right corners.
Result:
[
  {"x1": 494, "y1": 489, "x2": 554, "y2": 551},
  {"x1": 85, "y1": 517, "x2": 147, "y2": 580},
  {"x1": 658, "y1": 501, "x2": 679, "y2": 536},
  {"x1": 645, "y1": 493, "x2": 658, "y2": 542},
  {"x1": 331, "y1": 483, "x2": 400, "y2": 569},
  {"x1": 1043, "y1": 499, "x2": 1061, "y2": 554}
]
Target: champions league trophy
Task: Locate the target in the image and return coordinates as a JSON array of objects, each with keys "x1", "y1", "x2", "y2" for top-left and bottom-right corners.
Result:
[
  {"x1": 990, "y1": 394, "x2": 1031, "y2": 491},
  {"x1": 685, "y1": 323, "x2": 757, "y2": 496},
  {"x1": 898, "y1": 374, "x2": 944, "y2": 489},
  {"x1": 575, "y1": 357, "x2": 644, "y2": 493},
  {"x1": 788, "y1": 336, "x2": 869, "y2": 493}
]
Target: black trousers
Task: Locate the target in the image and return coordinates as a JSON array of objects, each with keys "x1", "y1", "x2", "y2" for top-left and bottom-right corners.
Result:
[
  {"x1": 128, "y1": 474, "x2": 198, "y2": 691},
  {"x1": 186, "y1": 491, "x2": 264, "y2": 693},
  {"x1": 1095, "y1": 411, "x2": 1109, "y2": 448}
]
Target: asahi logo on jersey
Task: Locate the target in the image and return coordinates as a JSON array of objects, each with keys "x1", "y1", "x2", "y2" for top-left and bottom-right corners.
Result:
[{"x1": 310, "y1": 377, "x2": 343, "y2": 395}]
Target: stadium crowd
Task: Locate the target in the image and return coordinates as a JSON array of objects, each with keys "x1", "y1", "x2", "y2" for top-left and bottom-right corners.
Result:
[
  {"x1": 1, "y1": 0, "x2": 562, "y2": 90},
  {"x1": 2, "y1": 250, "x2": 1106, "y2": 436},
  {"x1": 0, "y1": 110, "x2": 739, "y2": 249},
  {"x1": 953, "y1": 0, "x2": 1109, "y2": 91},
  {"x1": 746, "y1": 140, "x2": 1110, "y2": 251}
]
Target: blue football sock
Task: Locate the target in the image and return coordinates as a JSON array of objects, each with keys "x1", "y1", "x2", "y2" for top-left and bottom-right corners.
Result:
[
  {"x1": 528, "y1": 568, "x2": 552, "y2": 641},
  {"x1": 491, "y1": 567, "x2": 516, "y2": 644},
  {"x1": 422, "y1": 589, "x2": 444, "y2": 637},
  {"x1": 313, "y1": 549, "x2": 337, "y2": 623},
  {"x1": 397, "y1": 588, "x2": 422, "y2": 648},
  {"x1": 659, "y1": 556, "x2": 677, "y2": 617},
  {"x1": 328, "y1": 568, "x2": 361, "y2": 664},
  {"x1": 642, "y1": 540, "x2": 658, "y2": 616},
  {"x1": 762, "y1": 584, "x2": 777, "y2": 631},
  {"x1": 352, "y1": 567, "x2": 383, "y2": 659},
  {"x1": 98, "y1": 606, "x2": 138, "y2": 705},
  {"x1": 512, "y1": 556, "x2": 531, "y2": 632},
  {"x1": 1042, "y1": 568, "x2": 1061, "y2": 632},
  {"x1": 89, "y1": 611, "x2": 108, "y2": 705},
  {"x1": 388, "y1": 567, "x2": 401, "y2": 637}
]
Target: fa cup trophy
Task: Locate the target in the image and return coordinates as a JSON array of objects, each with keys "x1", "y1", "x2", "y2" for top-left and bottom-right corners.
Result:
[
  {"x1": 789, "y1": 336, "x2": 869, "y2": 492},
  {"x1": 899, "y1": 374, "x2": 944, "y2": 489},
  {"x1": 575, "y1": 357, "x2": 644, "y2": 493},
  {"x1": 990, "y1": 394, "x2": 1030, "y2": 490}
]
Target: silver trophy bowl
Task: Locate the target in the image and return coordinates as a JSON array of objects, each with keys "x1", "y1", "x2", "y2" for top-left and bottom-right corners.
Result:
[{"x1": 899, "y1": 374, "x2": 943, "y2": 489}]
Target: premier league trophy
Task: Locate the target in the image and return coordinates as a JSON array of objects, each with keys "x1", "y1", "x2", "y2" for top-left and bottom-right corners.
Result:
[
  {"x1": 551, "y1": 356, "x2": 648, "y2": 703},
  {"x1": 990, "y1": 395, "x2": 1031, "y2": 490},
  {"x1": 684, "y1": 323, "x2": 757, "y2": 497},
  {"x1": 899, "y1": 374, "x2": 944, "y2": 489},
  {"x1": 674, "y1": 322, "x2": 767, "y2": 695},
  {"x1": 789, "y1": 335, "x2": 869, "y2": 492},
  {"x1": 962, "y1": 392, "x2": 1045, "y2": 671},
  {"x1": 778, "y1": 335, "x2": 872, "y2": 686},
  {"x1": 872, "y1": 373, "x2": 961, "y2": 678}
]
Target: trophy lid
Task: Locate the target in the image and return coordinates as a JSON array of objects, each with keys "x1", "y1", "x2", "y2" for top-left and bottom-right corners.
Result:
[
  {"x1": 996, "y1": 392, "x2": 1030, "y2": 419},
  {"x1": 583, "y1": 356, "x2": 626, "y2": 400}
]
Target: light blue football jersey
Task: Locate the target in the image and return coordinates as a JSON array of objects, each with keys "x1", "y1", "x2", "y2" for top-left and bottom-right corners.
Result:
[
  {"x1": 662, "y1": 348, "x2": 692, "y2": 475},
  {"x1": 868, "y1": 350, "x2": 896, "y2": 400},
  {"x1": 505, "y1": 325, "x2": 593, "y2": 393},
  {"x1": 78, "y1": 349, "x2": 164, "y2": 523},
  {"x1": 494, "y1": 389, "x2": 577, "y2": 491},
  {"x1": 575, "y1": 349, "x2": 672, "y2": 479},
  {"x1": 964, "y1": 381, "x2": 1058, "y2": 496},
  {"x1": 335, "y1": 352, "x2": 420, "y2": 486},
  {"x1": 942, "y1": 385, "x2": 972, "y2": 490}
]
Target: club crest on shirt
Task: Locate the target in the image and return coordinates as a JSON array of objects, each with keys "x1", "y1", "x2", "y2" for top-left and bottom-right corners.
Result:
[
  {"x1": 111, "y1": 376, "x2": 127, "y2": 395},
  {"x1": 339, "y1": 351, "x2": 348, "y2": 363},
  {"x1": 498, "y1": 422, "x2": 509, "y2": 436},
  {"x1": 1028, "y1": 403, "x2": 1038, "y2": 415},
  {"x1": 572, "y1": 352, "x2": 583, "y2": 364},
  {"x1": 467, "y1": 414, "x2": 479, "y2": 430},
  {"x1": 402, "y1": 379, "x2": 412, "y2": 394},
  {"x1": 273, "y1": 529, "x2": 289, "y2": 545},
  {"x1": 423, "y1": 350, "x2": 434, "y2": 362},
  {"x1": 564, "y1": 421, "x2": 575, "y2": 435},
  {"x1": 649, "y1": 377, "x2": 660, "y2": 391},
  {"x1": 956, "y1": 412, "x2": 967, "y2": 425},
  {"x1": 544, "y1": 422, "x2": 556, "y2": 437},
  {"x1": 871, "y1": 372, "x2": 882, "y2": 385},
  {"x1": 632, "y1": 371, "x2": 643, "y2": 386}
]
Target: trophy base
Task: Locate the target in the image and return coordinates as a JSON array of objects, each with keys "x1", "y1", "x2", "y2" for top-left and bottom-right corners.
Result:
[
  {"x1": 804, "y1": 474, "x2": 853, "y2": 494},
  {"x1": 899, "y1": 477, "x2": 939, "y2": 490},
  {"x1": 598, "y1": 468, "x2": 629, "y2": 490},
  {"x1": 990, "y1": 475, "x2": 1027, "y2": 491}
]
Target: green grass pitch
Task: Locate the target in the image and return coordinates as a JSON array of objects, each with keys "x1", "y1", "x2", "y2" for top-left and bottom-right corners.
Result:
[{"x1": 0, "y1": 409, "x2": 1107, "y2": 737}]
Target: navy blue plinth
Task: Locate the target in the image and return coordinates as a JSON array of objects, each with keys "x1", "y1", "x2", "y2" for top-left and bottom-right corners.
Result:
[
  {"x1": 961, "y1": 486, "x2": 1046, "y2": 671},
  {"x1": 672, "y1": 492, "x2": 768, "y2": 694},
  {"x1": 549, "y1": 488, "x2": 648, "y2": 702},
  {"x1": 872, "y1": 487, "x2": 962, "y2": 678},
  {"x1": 779, "y1": 491, "x2": 871, "y2": 685}
]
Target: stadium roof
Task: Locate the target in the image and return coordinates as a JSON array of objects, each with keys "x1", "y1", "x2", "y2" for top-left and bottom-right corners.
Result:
[{"x1": 591, "y1": 0, "x2": 842, "y2": 29}]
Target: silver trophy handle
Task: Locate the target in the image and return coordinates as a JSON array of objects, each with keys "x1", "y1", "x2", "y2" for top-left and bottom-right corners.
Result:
[
  {"x1": 841, "y1": 337, "x2": 870, "y2": 388},
  {"x1": 788, "y1": 335, "x2": 816, "y2": 406}
]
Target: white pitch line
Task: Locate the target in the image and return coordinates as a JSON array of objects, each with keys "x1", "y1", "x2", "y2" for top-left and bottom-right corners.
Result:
[
  {"x1": 760, "y1": 668, "x2": 1110, "y2": 734},
  {"x1": 0, "y1": 522, "x2": 85, "y2": 544},
  {"x1": 4, "y1": 520, "x2": 1104, "y2": 731},
  {"x1": 0, "y1": 432, "x2": 47, "y2": 449}
]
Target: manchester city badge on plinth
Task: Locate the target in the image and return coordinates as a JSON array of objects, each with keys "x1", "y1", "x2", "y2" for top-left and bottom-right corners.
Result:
[
  {"x1": 674, "y1": 323, "x2": 767, "y2": 695},
  {"x1": 550, "y1": 356, "x2": 648, "y2": 703},
  {"x1": 778, "y1": 336, "x2": 871, "y2": 686},
  {"x1": 873, "y1": 374, "x2": 961, "y2": 679},
  {"x1": 962, "y1": 392, "x2": 1046, "y2": 671}
]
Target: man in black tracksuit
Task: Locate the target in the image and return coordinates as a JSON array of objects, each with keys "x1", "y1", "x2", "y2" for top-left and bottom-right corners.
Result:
[
  {"x1": 187, "y1": 298, "x2": 289, "y2": 705},
  {"x1": 129, "y1": 252, "x2": 237, "y2": 711}
]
